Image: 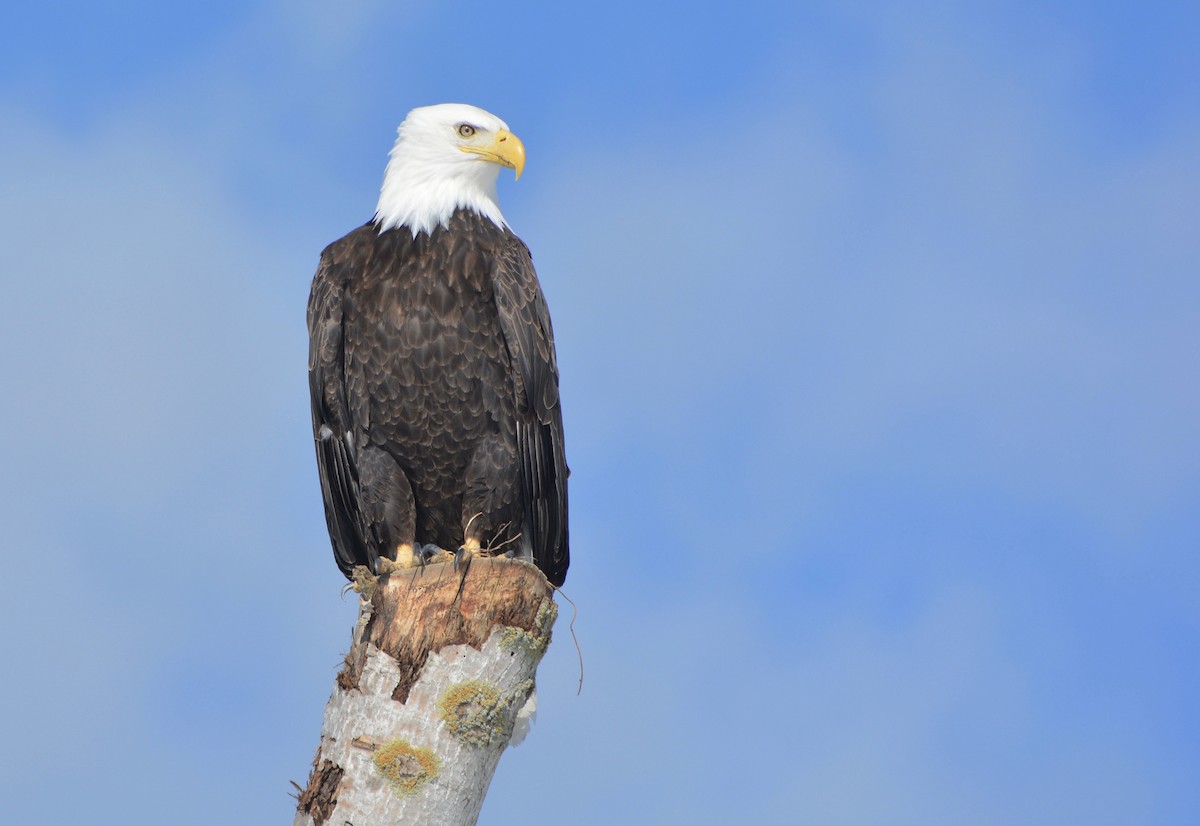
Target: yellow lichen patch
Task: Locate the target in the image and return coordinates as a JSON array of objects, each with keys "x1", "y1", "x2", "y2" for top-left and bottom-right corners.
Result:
[
  {"x1": 438, "y1": 679, "x2": 524, "y2": 747},
  {"x1": 535, "y1": 598, "x2": 558, "y2": 638},
  {"x1": 372, "y1": 739, "x2": 439, "y2": 797},
  {"x1": 438, "y1": 680, "x2": 503, "y2": 746},
  {"x1": 500, "y1": 599, "x2": 558, "y2": 655},
  {"x1": 500, "y1": 626, "x2": 547, "y2": 655}
]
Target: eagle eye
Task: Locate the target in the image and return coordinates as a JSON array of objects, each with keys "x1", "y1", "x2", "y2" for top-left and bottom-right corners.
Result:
[{"x1": 457, "y1": 123, "x2": 476, "y2": 138}]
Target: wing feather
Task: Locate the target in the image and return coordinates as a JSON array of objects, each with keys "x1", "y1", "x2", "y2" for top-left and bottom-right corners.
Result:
[
  {"x1": 491, "y1": 236, "x2": 570, "y2": 586},
  {"x1": 308, "y1": 247, "x2": 372, "y2": 576}
]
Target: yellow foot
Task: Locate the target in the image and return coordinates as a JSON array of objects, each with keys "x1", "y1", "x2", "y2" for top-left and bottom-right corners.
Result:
[
  {"x1": 350, "y1": 565, "x2": 377, "y2": 600},
  {"x1": 379, "y1": 543, "x2": 459, "y2": 575},
  {"x1": 378, "y1": 543, "x2": 420, "y2": 574},
  {"x1": 453, "y1": 538, "x2": 483, "y2": 572}
]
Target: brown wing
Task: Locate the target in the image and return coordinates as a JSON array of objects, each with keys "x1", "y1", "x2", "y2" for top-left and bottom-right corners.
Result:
[
  {"x1": 490, "y1": 233, "x2": 570, "y2": 586},
  {"x1": 308, "y1": 229, "x2": 392, "y2": 577}
]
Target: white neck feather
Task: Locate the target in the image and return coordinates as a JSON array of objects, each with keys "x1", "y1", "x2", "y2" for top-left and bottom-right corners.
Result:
[{"x1": 373, "y1": 129, "x2": 508, "y2": 237}]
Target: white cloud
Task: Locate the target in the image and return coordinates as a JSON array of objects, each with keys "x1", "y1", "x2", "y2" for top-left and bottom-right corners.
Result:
[
  {"x1": 0, "y1": 108, "x2": 296, "y2": 515},
  {"x1": 518, "y1": 10, "x2": 1200, "y2": 561}
]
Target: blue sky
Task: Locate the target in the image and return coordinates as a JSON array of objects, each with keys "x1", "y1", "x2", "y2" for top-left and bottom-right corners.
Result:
[{"x1": 1, "y1": 1, "x2": 1197, "y2": 823}]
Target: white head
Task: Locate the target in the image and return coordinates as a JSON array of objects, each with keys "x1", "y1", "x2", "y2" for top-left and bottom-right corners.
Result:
[{"x1": 373, "y1": 103, "x2": 526, "y2": 236}]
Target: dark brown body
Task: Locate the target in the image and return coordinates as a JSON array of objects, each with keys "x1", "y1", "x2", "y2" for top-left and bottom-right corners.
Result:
[{"x1": 308, "y1": 209, "x2": 569, "y2": 585}]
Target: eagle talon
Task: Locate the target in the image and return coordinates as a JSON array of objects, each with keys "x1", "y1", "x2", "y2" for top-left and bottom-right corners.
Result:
[
  {"x1": 418, "y1": 543, "x2": 453, "y2": 564},
  {"x1": 454, "y1": 544, "x2": 477, "y2": 573},
  {"x1": 350, "y1": 565, "x2": 378, "y2": 600}
]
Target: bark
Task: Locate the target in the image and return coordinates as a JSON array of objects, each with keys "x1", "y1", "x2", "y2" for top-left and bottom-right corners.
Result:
[{"x1": 294, "y1": 557, "x2": 558, "y2": 826}]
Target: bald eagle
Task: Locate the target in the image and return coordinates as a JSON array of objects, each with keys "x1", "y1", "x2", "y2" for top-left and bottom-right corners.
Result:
[{"x1": 308, "y1": 104, "x2": 569, "y2": 587}]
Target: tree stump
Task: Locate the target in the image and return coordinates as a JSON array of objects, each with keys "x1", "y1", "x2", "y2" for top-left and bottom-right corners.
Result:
[{"x1": 294, "y1": 557, "x2": 558, "y2": 825}]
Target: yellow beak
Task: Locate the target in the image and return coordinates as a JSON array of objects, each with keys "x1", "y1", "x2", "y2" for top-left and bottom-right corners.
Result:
[{"x1": 460, "y1": 128, "x2": 526, "y2": 180}]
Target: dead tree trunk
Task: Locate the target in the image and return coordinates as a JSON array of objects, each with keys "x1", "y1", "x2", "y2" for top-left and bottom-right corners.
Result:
[{"x1": 294, "y1": 557, "x2": 558, "y2": 826}]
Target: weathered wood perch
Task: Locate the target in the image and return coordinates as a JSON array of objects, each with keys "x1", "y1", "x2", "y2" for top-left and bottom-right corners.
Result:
[{"x1": 294, "y1": 557, "x2": 558, "y2": 826}]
